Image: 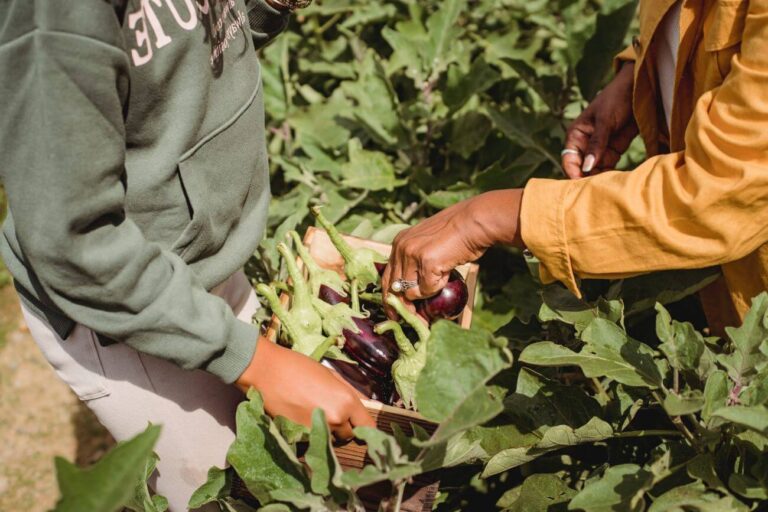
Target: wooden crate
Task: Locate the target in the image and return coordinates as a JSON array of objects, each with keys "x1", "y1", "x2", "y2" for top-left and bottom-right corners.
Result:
[{"x1": 264, "y1": 227, "x2": 480, "y2": 511}]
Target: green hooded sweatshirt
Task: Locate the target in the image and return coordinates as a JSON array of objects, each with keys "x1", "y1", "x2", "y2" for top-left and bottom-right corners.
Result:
[{"x1": 0, "y1": 0, "x2": 289, "y2": 383}]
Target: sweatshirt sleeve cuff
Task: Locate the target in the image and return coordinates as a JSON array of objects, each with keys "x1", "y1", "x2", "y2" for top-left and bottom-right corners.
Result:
[
  {"x1": 205, "y1": 319, "x2": 260, "y2": 384},
  {"x1": 520, "y1": 178, "x2": 582, "y2": 298}
]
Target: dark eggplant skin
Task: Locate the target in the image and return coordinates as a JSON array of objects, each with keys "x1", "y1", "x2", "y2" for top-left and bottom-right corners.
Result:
[
  {"x1": 323, "y1": 359, "x2": 394, "y2": 403},
  {"x1": 416, "y1": 269, "x2": 468, "y2": 321},
  {"x1": 318, "y1": 284, "x2": 349, "y2": 305},
  {"x1": 319, "y1": 282, "x2": 399, "y2": 377},
  {"x1": 342, "y1": 317, "x2": 399, "y2": 378}
]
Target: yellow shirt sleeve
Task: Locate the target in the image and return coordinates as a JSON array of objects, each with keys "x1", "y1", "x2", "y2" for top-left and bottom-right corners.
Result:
[
  {"x1": 521, "y1": 0, "x2": 768, "y2": 298},
  {"x1": 613, "y1": 44, "x2": 636, "y2": 73}
]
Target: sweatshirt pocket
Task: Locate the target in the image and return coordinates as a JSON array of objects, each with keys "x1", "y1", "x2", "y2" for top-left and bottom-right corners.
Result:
[{"x1": 171, "y1": 84, "x2": 268, "y2": 261}]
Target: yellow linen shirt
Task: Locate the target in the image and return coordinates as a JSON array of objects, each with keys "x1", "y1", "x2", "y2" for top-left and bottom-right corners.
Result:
[{"x1": 521, "y1": 0, "x2": 766, "y2": 330}]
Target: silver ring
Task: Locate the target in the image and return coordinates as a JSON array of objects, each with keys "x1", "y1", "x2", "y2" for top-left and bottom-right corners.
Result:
[
  {"x1": 391, "y1": 279, "x2": 418, "y2": 293},
  {"x1": 560, "y1": 148, "x2": 580, "y2": 157}
]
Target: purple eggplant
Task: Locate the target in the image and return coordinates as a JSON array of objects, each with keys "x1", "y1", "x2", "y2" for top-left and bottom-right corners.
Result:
[
  {"x1": 342, "y1": 317, "x2": 399, "y2": 378},
  {"x1": 319, "y1": 282, "x2": 399, "y2": 377},
  {"x1": 416, "y1": 270, "x2": 468, "y2": 322},
  {"x1": 318, "y1": 284, "x2": 349, "y2": 305},
  {"x1": 323, "y1": 359, "x2": 394, "y2": 403}
]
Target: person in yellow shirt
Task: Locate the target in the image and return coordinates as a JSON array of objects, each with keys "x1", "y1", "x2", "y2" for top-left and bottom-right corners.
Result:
[{"x1": 383, "y1": 0, "x2": 766, "y2": 332}]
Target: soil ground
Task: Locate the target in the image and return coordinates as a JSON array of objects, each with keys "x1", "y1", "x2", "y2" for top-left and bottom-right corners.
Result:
[{"x1": 0, "y1": 284, "x2": 115, "y2": 511}]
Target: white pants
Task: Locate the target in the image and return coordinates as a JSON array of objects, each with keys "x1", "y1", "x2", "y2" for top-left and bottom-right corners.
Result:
[{"x1": 21, "y1": 271, "x2": 259, "y2": 512}]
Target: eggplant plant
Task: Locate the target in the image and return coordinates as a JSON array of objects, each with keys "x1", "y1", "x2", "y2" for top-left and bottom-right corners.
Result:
[{"x1": 310, "y1": 206, "x2": 387, "y2": 290}]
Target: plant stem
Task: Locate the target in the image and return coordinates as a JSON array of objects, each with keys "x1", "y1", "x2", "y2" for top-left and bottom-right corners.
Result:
[
  {"x1": 612, "y1": 430, "x2": 683, "y2": 439},
  {"x1": 288, "y1": 230, "x2": 322, "y2": 276},
  {"x1": 311, "y1": 206, "x2": 355, "y2": 261},
  {"x1": 277, "y1": 243, "x2": 312, "y2": 309},
  {"x1": 391, "y1": 480, "x2": 406, "y2": 512},
  {"x1": 673, "y1": 368, "x2": 680, "y2": 394},
  {"x1": 359, "y1": 292, "x2": 383, "y2": 305},
  {"x1": 385, "y1": 294, "x2": 431, "y2": 343},
  {"x1": 591, "y1": 377, "x2": 611, "y2": 403},
  {"x1": 309, "y1": 336, "x2": 335, "y2": 361},
  {"x1": 376, "y1": 321, "x2": 415, "y2": 356},
  {"x1": 350, "y1": 278, "x2": 360, "y2": 312},
  {"x1": 652, "y1": 390, "x2": 701, "y2": 450}
]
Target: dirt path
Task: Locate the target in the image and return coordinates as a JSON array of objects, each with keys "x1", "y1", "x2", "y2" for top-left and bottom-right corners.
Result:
[{"x1": 0, "y1": 286, "x2": 114, "y2": 511}]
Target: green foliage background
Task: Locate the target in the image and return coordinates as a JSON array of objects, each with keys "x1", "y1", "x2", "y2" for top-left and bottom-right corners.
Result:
[{"x1": 251, "y1": 0, "x2": 643, "y2": 288}]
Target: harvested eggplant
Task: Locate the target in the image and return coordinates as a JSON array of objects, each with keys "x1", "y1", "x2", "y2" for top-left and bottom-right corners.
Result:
[{"x1": 416, "y1": 269, "x2": 468, "y2": 321}]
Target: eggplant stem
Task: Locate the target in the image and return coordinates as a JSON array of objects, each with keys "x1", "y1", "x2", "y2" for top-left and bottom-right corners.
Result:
[
  {"x1": 277, "y1": 242, "x2": 312, "y2": 303},
  {"x1": 359, "y1": 292, "x2": 383, "y2": 305},
  {"x1": 288, "y1": 230, "x2": 323, "y2": 276},
  {"x1": 311, "y1": 206, "x2": 355, "y2": 262},
  {"x1": 385, "y1": 294, "x2": 431, "y2": 343},
  {"x1": 375, "y1": 321, "x2": 415, "y2": 356},
  {"x1": 310, "y1": 336, "x2": 336, "y2": 361},
  {"x1": 255, "y1": 284, "x2": 298, "y2": 345},
  {"x1": 350, "y1": 278, "x2": 360, "y2": 312}
]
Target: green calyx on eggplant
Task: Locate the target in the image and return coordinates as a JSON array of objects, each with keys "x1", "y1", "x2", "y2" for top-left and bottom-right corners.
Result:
[
  {"x1": 385, "y1": 293, "x2": 431, "y2": 344},
  {"x1": 375, "y1": 318, "x2": 427, "y2": 410},
  {"x1": 416, "y1": 269, "x2": 468, "y2": 322},
  {"x1": 254, "y1": 283, "x2": 332, "y2": 360},
  {"x1": 310, "y1": 206, "x2": 387, "y2": 290},
  {"x1": 320, "y1": 283, "x2": 398, "y2": 379},
  {"x1": 287, "y1": 230, "x2": 347, "y2": 298}
]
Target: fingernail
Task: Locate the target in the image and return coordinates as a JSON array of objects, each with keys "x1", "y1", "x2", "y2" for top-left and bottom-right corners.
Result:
[{"x1": 582, "y1": 154, "x2": 595, "y2": 174}]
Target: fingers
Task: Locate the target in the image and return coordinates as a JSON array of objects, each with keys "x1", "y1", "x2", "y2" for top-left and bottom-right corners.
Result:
[
  {"x1": 332, "y1": 420, "x2": 354, "y2": 443},
  {"x1": 331, "y1": 392, "x2": 375, "y2": 443},
  {"x1": 583, "y1": 118, "x2": 612, "y2": 175},
  {"x1": 562, "y1": 117, "x2": 593, "y2": 179},
  {"x1": 381, "y1": 252, "x2": 401, "y2": 320},
  {"x1": 349, "y1": 399, "x2": 376, "y2": 429}
]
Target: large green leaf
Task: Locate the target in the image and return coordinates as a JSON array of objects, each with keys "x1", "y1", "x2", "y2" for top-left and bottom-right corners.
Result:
[
  {"x1": 415, "y1": 322, "x2": 513, "y2": 444},
  {"x1": 655, "y1": 303, "x2": 706, "y2": 372},
  {"x1": 226, "y1": 391, "x2": 310, "y2": 504},
  {"x1": 568, "y1": 464, "x2": 652, "y2": 512},
  {"x1": 648, "y1": 481, "x2": 748, "y2": 512},
  {"x1": 188, "y1": 467, "x2": 232, "y2": 509},
  {"x1": 719, "y1": 292, "x2": 768, "y2": 384},
  {"x1": 538, "y1": 285, "x2": 623, "y2": 334},
  {"x1": 340, "y1": 139, "x2": 405, "y2": 192},
  {"x1": 53, "y1": 425, "x2": 162, "y2": 512},
  {"x1": 520, "y1": 319, "x2": 663, "y2": 389},
  {"x1": 125, "y1": 452, "x2": 168, "y2": 512},
  {"x1": 575, "y1": 0, "x2": 639, "y2": 100},
  {"x1": 496, "y1": 473, "x2": 577, "y2": 511},
  {"x1": 482, "y1": 417, "x2": 613, "y2": 477},
  {"x1": 424, "y1": 0, "x2": 467, "y2": 77},
  {"x1": 712, "y1": 405, "x2": 768, "y2": 436},
  {"x1": 304, "y1": 409, "x2": 347, "y2": 504}
]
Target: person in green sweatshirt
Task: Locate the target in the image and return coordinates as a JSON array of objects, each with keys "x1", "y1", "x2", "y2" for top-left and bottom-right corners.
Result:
[{"x1": 0, "y1": 0, "x2": 374, "y2": 509}]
